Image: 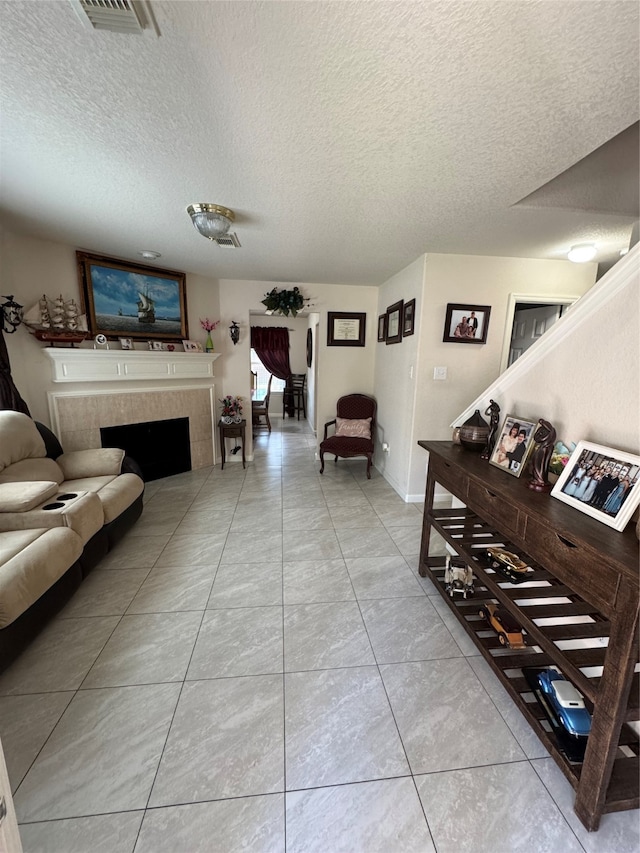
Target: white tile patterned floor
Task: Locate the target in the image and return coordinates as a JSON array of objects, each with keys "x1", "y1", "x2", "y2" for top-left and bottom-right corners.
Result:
[{"x1": 2, "y1": 417, "x2": 639, "y2": 852}]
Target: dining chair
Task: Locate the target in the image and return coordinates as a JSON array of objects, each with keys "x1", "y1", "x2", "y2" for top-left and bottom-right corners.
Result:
[{"x1": 252, "y1": 373, "x2": 273, "y2": 432}]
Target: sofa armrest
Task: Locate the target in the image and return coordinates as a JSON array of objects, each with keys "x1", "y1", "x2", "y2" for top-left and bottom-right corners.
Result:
[{"x1": 57, "y1": 449, "x2": 125, "y2": 480}]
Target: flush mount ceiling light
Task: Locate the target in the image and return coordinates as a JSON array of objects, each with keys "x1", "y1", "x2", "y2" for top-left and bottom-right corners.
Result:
[
  {"x1": 567, "y1": 243, "x2": 597, "y2": 263},
  {"x1": 187, "y1": 204, "x2": 235, "y2": 241},
  {"x1": 139, "y1": 250, "x2": 161, "y2": 260}
]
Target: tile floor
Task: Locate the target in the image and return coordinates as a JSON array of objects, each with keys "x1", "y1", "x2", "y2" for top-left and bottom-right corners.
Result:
[{"x1": 1, "y1": 417, "x2": 638, "y2": 852}]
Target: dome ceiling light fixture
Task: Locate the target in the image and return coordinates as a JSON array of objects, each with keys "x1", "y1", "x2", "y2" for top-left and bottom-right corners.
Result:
[
  {"x1": 567, "y1": 243, "x2": 597, "y2": 263},
  {"x1": 187, "y1": 204, "x2": 235, "y2": 241},
  {"x1": 139, "y1": 250, "x2": 161, "y2": 260}
]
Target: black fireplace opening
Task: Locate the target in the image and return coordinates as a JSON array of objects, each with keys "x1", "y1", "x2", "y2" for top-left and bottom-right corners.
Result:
[{"x1": 100, "y1": 417, "x2": 191, "y2": 482}]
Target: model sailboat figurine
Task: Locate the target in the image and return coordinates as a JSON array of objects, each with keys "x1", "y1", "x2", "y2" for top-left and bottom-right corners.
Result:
[{"x1": 23, "y1": 294, "x2": 88, "y2": 346}]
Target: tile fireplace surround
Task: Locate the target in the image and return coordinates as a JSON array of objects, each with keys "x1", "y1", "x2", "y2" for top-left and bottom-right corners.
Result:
[{"x1": 44, "y1": 350, "x2": 220, "y2": 471}]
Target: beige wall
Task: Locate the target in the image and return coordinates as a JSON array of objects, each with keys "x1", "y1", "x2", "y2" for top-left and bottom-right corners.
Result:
[{"x1": 376, "y1": 253, "x2": 597, "y2": 499}]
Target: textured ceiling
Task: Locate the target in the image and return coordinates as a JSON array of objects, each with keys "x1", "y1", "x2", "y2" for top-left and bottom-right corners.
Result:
[{"x1": 0, "y1": 0, "x2": 638, "y2": 284}]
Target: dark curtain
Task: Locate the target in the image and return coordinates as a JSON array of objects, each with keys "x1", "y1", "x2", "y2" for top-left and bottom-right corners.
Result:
[
  {"x1": 0, "y1": 329, "x2": 30, "y2": 415},
  {"x1": 250, "y1": 326, "x2": 294, "y2": 415}
]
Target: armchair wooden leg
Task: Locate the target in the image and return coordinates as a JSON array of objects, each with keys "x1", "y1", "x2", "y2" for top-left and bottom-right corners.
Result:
[
  {"x1": 319, "y1": 451, "x2": 325, "y2": 474},
  {"x1": 366, "y1": 455, "x2": 372, "y2": 479}
]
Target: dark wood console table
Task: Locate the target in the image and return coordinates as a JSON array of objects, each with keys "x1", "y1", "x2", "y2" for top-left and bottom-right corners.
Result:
[
  {"x1": 418, "y1": 440, "x2": 639, "y2": 832},
  {"x1": 219, "y1": 419, "x2": 246, "y2": 469}
]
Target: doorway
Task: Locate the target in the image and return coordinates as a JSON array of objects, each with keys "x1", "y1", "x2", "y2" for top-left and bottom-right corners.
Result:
[{"x1": 500, "y1": 294, "x2": 579, "y2": 373}]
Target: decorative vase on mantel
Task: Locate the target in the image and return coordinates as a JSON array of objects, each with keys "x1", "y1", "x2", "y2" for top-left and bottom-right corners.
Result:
[
  {"x1": 459, "y1": 410, "x2": 490, "y2": 453},
  {"x1": 205, "y1": 332, "x2": 214, "y2": 353}
]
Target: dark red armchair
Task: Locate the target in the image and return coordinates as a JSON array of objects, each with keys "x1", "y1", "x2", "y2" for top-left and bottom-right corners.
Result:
[{"x1": 319, "y1": 394, "x2": 376, "y2": 479}]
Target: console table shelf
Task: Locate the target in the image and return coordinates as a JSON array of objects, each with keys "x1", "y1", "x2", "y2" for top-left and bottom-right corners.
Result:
[{"x1": 418, "y1": 441, "x2": 639, "y2": 832}]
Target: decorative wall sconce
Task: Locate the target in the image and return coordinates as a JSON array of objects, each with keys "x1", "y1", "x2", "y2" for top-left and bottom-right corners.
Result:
[
  {"x1": 1, "y1": 294, "x2": 24, "y2": 334},
  {"x1": 229, "y1": 321, "x2": 240, "y2": 346}
]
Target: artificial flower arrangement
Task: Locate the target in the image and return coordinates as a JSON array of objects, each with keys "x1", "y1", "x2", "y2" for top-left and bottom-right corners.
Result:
[
  {"x1": 219, "y1": 395, "x2": 243, "y2": 417},
  {"x1": 261, "y1": 287, "x2": 309, "y2": 317},
  {"x1": 200, "y1": 318, "x2": 220, "y2": 332}
]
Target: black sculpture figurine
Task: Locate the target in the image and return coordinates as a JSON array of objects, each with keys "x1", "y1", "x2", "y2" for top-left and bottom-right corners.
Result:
[
  {"x1": 481, "y1": 399, "x2": 501, "y2": 459},
  {"x1": 528, "y1": 419, "x2": 557, "y2": 492}
]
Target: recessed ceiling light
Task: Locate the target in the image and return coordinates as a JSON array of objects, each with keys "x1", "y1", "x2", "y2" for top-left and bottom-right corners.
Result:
[
  {"x1": 139, "y1": 250, "x2": 161, "y2": 260},
  {"x1": 567, "y1": 244, "x2": 597, "y2": 263}
]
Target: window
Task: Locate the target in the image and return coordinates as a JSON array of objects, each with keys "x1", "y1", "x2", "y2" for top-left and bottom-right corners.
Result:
[{"x1": 250, "y1": 349, "x2": 285, "y2": 395}]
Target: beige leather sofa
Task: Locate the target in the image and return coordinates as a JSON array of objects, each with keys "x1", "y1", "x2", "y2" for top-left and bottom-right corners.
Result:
[{"x1": 0, "y1": 411, "x2": 144, "y2": 670}]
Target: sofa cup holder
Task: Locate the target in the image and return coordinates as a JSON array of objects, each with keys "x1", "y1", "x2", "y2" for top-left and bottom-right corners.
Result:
[{"x1": 43, "y1": 502, "x2": 65, "y2": 510}]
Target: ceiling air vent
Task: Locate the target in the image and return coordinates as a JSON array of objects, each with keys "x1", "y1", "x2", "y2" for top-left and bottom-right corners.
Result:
[
  {"x1": 70, "y1": 0, "x2": 160, "y2": 36},
  {"x1": 214, "y1": 232, "x2": 241, "y2": 248}
]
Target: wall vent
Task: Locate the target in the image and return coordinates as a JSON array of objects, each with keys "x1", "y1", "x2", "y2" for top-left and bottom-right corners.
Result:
[
  {"x1": 70, "y1": 0, "x2": 160, "y2": 36},
  {"x1": 214, "y1": 232, "x2": 241, "y2": 248}
]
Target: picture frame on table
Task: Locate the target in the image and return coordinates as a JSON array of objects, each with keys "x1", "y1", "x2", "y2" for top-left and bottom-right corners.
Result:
[
  {"x1": 77, "y1": 251, "x2": 188, "y2": 342},
  {"x1": 327, "y1": 311, "x2": 366, "y2": 347},
  {"x1": 403, "y1": 299, "x2": 416, "y2": 336},
  {"x1": 489, "y1": 413, "x2": 538, "y2": 477},
  {"x1": 182, "y1": 340, "x2": 201, "y2": 352},
  {"x1": 377, "y1": 314, "x2": 387, "y2": 342},
  {"x1": 148, "y1": 340, "x2": 164, "y2": 351},
  {"x1": 550, "y1": 441, "x2": 640, "y2": 531},
  {"x1": 443, "y1": 303, "x2": 491, "y2": 344},
  {"x1": 119, "y1": 337, "x2": 133, "y2": 350},
  {"x1": 385, "y1": 300, "x2": 403, "y2": 344}
]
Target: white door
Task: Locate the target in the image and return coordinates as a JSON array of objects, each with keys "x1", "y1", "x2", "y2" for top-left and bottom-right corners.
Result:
[{"x1": 508, "y1": 304, "x2": 564, "y2": 367}]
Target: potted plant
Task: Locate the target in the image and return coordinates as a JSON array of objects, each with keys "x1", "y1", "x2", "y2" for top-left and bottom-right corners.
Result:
[{"x1": 261, "y1": 287, "x2": 308, "y2": 317}]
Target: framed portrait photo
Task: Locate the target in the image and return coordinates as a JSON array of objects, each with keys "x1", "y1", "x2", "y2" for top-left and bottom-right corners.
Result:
[
  {"x1": 443, "y1": 303, "x2": 491, "y2": 344},
  {"x1": 403, "y1": 299, "x2": 416, "y2": 337},
  {"x1": 77, "y1": 251, "x2": 188, "y2": 342},
  {"x1": 489, "y1": 414, "x2": 538, "y2": 477},
  {"x1": 551, "y1": 441, "x2": 640, "y2": 531},
  {"x1": 182, "y1": 339, "x2": 200, "y2": 352},
  {"x1": 377, "y1": 313, "x2": 387, "y2": 342},
  {"x1": 385, "y1": 300, "x2": 403, "y2": 345},
  {"x1": 119, "y1": 337, "x2": 133, "y2": 350},
  {"x1": 148, "y1": 340, "x2": 164, "y2": 351},
  {"x1": 327, "y1": 311, "x2": 366, "y2": 347}
]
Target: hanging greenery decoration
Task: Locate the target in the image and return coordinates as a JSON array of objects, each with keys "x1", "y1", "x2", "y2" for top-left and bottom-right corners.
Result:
[{"x1": 261, "y1": 287, "x2": 309, "y2": 317}]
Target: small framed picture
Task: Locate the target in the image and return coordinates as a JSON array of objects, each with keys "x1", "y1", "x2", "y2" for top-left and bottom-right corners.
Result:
[
  {"x1": 182, "y1": 339, "x2": 199, "y2": 352},
  {"x1": 148, "y1": 340, "x2": 164, "y2": 351},
  {"x1": 119, "y1": 337, "x2": 133, "y2": 350},
  {"x1": 403, "y1": 299, "x2": 416, "y2": 337},
  {"x1": 377, "y1": 314, "x2": 387, "y2": 342},
  {"x1": 551, "y1": 441, "x2": 640, "y2": 531},
  {"x1": 489, "y1": 414, "x2": 538, "y2": 477},
  {"x1": 327, "y1": 311, "x2": 366, "y2": 347},
  {"x1": 443, "y1": 303, "x2": 491, "y2": 344},
  {"x1": 385, "y1": 300, "x2": 403, "y2": 345}
]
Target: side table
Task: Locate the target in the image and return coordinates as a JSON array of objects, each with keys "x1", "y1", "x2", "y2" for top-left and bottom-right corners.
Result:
[{"x1": 219, "y1": 419, "x2": 246, "y2": 469}]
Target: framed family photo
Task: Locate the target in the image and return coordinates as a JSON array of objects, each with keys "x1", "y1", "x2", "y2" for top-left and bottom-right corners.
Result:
[
  {"x1": 551, "y1": 441, "x2": 640, "y2": 531},
  {"x1": 443, "y1": 303, "x2": 491, "y2": 344},
  {"x1": 77, "y1": 251, "x2": 188, "y2": 342},
  {"x1": 489, "y1": 414, "x2": 538, "y2": 477}
]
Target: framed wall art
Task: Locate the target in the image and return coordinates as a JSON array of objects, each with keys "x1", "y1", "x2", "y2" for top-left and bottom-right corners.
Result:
[
  {"x1": 550, "y1": 441, "x2": 640, "y2": 531},
  {"x1": 327, "y1": 311, "x2": 366, "y2": 347},
  {"x1": 377, "y1": 314, "x2": 387, "y2": 342},
  {"x1": 489, "y1": 413, "x2": 538, "y2": 477},
  {"x1": 403, "y1": 299, "x2": 416, "y2": 337},
  {"x1": 77, "y1": 251, "x2": 188, "y2": 342},
  {"x1": 385, "y1": 300, "x2": 403, "y2": 345},
  {"x1": 443, "y1": 303, "x2": 491, "y2": 344}
]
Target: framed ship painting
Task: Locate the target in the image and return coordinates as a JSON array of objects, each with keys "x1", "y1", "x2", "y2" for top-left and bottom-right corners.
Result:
[{"x1": 77, "y1": 252, "x2": 188, "y2": 342}]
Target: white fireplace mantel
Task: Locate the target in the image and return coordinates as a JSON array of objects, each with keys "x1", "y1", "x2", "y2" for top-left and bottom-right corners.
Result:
[{"x1": 43, "y1": 348, "x2": 221, "y2": 383}]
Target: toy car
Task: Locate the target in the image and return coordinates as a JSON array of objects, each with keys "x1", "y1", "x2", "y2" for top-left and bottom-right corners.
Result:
[
  {"x1": 485, "y1": 547, "x2": 530, "y2": 584},
  {"x1": 478, "y1": 602, "x2": 526, "y2": 649},
  {"x1": 536, "y1": 668, "x2": 592, "y2": 739},
  {"x1": 444, "y1": 556, "x2": 474, "y2": 598}
]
